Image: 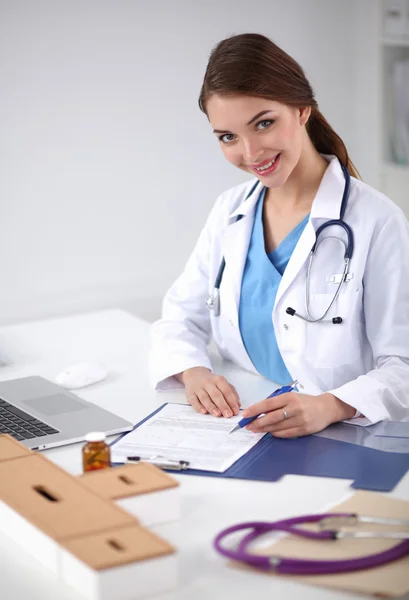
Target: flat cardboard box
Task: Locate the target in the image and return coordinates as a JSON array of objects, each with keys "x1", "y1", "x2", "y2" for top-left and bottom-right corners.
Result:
[
  {"x1": 80, "y1": 463, "x2": 180, "y2": 526},
  {"x1": 60, "y1": 524, "x2": 177, "y2": 600},
  {"x1": 0, "y1": 434, "x2": 32, "y2": 461},
  {"x1": 247, "y1": 491, "x2": 409, "y2": 597},
  {"x1": 0, "y1": 453, "x2": 135, "y2": 574}
]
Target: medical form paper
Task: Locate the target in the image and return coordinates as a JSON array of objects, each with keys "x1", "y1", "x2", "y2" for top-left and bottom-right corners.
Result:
[{"x1": 111, "y1": 404, "x2": 266, "y2": 472}]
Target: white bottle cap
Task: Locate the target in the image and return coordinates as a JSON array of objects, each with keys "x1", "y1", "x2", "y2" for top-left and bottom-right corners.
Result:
[{"x1": 85, "y1": 432, "x2": 106, "y2": 443}]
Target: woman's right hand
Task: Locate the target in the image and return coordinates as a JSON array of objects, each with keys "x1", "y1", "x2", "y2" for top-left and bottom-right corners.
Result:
[{"x1": 177, "y1": 367, "x2": 241, "y2": 418}]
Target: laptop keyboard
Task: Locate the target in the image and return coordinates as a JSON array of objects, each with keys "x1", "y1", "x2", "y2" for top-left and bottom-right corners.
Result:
[{"x1": 0, "y1": 398, "x2": 59, "y2": 441}]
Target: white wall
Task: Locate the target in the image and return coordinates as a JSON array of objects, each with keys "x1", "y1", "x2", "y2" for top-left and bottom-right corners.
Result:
[
  {"x1": 350, "y1": 0, "x2": 382, "y2": 186},
  {"x1": 0, "y1": 0, "x2": 374, "y2": 325}
]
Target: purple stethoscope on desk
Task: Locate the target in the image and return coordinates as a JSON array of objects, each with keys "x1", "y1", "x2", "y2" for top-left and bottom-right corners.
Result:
[
  {"x1": 214, "y1": 513, "x2": 409, "y2": 575},
  {"x1": 206, "y1": 162, "x2": 353, "y2": 325}
]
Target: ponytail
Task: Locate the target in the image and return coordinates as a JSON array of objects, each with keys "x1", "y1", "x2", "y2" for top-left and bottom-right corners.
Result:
[{"x1": 306, "y1": 107, "x2": 360, "y2": 179}]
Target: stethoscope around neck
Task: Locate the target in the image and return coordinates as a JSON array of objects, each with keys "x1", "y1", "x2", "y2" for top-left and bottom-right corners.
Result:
[{"x1": 206, "y1": 161, "x2": 354, "y2": 325}]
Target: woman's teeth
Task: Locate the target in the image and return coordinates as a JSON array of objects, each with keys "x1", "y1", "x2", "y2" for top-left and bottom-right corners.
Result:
[{"x1": 256, "y1": 156, "x2": 278, "y2": 172}]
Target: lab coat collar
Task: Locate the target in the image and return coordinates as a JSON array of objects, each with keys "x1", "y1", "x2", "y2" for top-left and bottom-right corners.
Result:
[
  {"x1": 221, "y1": 179, "x2": 264, "y2": 332},
  {"x1": 228, "y1": 155, "x2": 346, "y2": 222},
  {"x1": 275, "y1": 156, "x2": 348, "y2": 307},
  {"x1": 229, "y1": 180, "x2": 264, "y2": 220},
  {"x1": 310, "y1": 155, "x2": 347, "y2": 221}
]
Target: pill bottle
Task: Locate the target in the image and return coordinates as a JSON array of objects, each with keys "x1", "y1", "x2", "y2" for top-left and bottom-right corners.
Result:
[{"x1": 82, "y1": 432, "x2": 111, "y2": 472}]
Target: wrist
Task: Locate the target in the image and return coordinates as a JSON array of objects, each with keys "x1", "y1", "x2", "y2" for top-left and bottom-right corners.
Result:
[
  {"x1": 321, "y1": 393, "x2": 357, "y2": 423},
  {"x1": 176, "y1": 367, "x2": 211, "y2": 386}
]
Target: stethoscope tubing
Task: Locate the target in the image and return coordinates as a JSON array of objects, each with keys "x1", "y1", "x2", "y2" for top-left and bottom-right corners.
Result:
[
  {"x1": 213, "y1": 514, "x2": 409, "y2": 574},
  {"x1": 207, "y1": 162, "x2": 353, "y2": 325}
]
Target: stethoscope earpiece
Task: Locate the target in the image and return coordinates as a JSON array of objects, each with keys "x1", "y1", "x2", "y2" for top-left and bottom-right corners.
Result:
[{"x1": 286, "y1": 307, "x2": 343, "y2": 325}]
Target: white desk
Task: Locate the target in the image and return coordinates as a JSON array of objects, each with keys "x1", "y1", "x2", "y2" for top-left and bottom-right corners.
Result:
[{"x1": 1, "y1": 309, "x2": 408, "y2": 600}]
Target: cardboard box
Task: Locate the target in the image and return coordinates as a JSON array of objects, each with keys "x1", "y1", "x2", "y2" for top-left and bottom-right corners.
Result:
[
  {"x1": 0, "y1": 452, "x2": 135, "y2": 574},
  {"x1": 60, "y1": 524, "x2": 177, "y2": 600},
  {"x1": 0, "y1": 434, "x2": 32, "y2": 462},
  {"x1": 80, "y1": 463, "x2": 180, "y2": 526},
  {"x1": 0, "y1": 436, "x2": 178, "y2": 598}
]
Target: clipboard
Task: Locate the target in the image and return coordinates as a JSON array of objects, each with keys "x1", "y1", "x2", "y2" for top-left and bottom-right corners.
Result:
[{"x1": 110, "y1": 404, "x2": 409, "y2": 492}]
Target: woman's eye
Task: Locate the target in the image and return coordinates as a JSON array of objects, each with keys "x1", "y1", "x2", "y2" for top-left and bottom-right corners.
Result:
[
  {"x1": 256, "y1": 119, "x2": 274, "y2": 130},
  {"x1": 219, "y1": 133, "x2": 236, "y2": 144}
]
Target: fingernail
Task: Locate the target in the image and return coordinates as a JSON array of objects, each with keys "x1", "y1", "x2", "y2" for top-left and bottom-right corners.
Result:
[
  {"x1": 200, "y1": 408, "x2": 207, "y2": 414},
  {"x1": 224, "y1": 410, "x2": 232, "y2": 418},
  {"x1": 212, "y1": 409, "x2": 220, "y2": 416},
  {"x1": 233, "y1": 407, "x2": 239, "y2": 416}
]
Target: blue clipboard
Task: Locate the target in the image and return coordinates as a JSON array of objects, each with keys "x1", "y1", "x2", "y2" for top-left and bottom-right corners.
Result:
[{"x1": 110, "y1": 403, "x2": 409, "y2": 492}]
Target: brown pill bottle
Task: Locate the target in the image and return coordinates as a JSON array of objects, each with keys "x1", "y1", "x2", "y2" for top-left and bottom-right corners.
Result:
[{"x1": 82, "y1": 432, "x2": 111, "y2": 472}]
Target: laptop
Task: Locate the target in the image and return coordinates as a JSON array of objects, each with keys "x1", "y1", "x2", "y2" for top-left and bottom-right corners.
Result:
[{"x1": 0, "y1": 376, "x2": 133, "y2": 450}]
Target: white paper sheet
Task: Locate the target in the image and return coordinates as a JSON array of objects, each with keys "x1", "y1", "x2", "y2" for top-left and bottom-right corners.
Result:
[{"x1": 111, "y1": 404, "x2": 266, "y2": 472}]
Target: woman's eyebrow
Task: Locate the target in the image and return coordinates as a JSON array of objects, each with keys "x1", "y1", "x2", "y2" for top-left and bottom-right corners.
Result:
[{"x1": 213, "y1": 110, "x2": 274, "y2": 134}]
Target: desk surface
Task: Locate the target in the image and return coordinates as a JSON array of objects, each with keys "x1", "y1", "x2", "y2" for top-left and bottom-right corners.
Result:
[{"x1": 1, "y1": 309, "x2": 408, "y2": 600}]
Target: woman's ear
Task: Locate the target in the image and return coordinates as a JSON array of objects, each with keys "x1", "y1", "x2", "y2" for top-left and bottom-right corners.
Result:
[{"x1": 299, "y1": 106, "x2": 311, "y2": 126}]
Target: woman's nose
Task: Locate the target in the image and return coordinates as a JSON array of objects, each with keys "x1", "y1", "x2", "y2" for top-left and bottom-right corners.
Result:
[{"x1": 242, "y1": 139, "x2": 264, "y2": 164}]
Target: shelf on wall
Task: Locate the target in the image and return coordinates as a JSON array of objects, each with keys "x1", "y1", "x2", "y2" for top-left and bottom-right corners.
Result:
[{"x1": 381, "y1": 37, "x2": 409, "y2": 47}]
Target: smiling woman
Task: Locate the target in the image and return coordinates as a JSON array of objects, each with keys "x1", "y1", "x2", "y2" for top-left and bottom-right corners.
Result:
[
  {"x1": 198, "y1": 33, "x2": 360, "y2": 181},
  {"x1": 149, "y1": 33, "x2": 409, "y2": 438}
]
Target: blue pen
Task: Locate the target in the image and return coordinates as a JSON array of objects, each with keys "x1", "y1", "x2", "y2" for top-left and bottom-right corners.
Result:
[{"x1": 229, "y1": 380, "x2": 298, "y2": 434}]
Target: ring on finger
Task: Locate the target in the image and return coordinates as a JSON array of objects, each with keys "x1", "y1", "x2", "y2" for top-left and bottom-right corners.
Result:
[{"x1": 282, "y1": 407, "x2": 289, "y2": 420}]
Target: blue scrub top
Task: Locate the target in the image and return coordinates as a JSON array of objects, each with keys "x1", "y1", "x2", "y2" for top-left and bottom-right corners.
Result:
[{"x1": 239, "y1": 188, "x2": 309, "y2": 384}]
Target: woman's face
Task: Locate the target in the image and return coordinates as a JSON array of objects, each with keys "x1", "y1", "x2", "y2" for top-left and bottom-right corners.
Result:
[{"x1": 206, "y1": 94, "x2": 311, "y2": 187}]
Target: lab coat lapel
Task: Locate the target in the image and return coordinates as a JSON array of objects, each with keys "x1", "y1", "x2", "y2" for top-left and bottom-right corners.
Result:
[
  {"x1": 275, "y1": 156, "x2": 346, "y2": 306},
  {"x1": 221, "y1": 183, "x2": 262, "y2": 326},
  {"x1": 274, "y1": 221, "x2": 316, "y2": 307}
]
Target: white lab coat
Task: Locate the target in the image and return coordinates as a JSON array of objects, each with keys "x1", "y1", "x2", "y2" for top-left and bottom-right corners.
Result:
[{"x1": 150, "y1": 156, "x2": 409, "y2": 425}]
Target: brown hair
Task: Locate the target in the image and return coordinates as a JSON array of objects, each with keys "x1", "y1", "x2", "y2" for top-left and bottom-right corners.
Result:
[{"x1": 199, "y1": 33, "x2": 360, "y2": 178}]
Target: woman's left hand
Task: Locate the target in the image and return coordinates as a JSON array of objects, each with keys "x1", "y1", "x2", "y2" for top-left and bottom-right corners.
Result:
[{"x1": 242, "y1": 392, "x2": 357, "y2": 438}]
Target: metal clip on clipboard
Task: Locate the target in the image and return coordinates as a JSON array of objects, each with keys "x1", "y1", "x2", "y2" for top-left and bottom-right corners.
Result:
[{"x1": 126, "y1": 455, "x2": 190, "y2": 471}]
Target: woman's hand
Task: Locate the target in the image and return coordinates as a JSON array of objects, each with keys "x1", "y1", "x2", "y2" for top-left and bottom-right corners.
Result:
[
  {"x1": 178, "y1": 367, "x2": 241, "y2": 417},
  {"x1": 242, "y1": 391, "x2": 356, "y2": 438}
]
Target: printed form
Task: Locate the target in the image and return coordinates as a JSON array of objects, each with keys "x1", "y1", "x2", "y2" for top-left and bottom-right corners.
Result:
[{"x1": 111, "y1": 404, "x2": 266, "y2": 472}]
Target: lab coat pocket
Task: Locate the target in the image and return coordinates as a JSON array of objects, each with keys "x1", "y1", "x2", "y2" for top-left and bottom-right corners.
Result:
[{"x1": 305, "y1": 291, "x2": 363, "y2": 368}]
